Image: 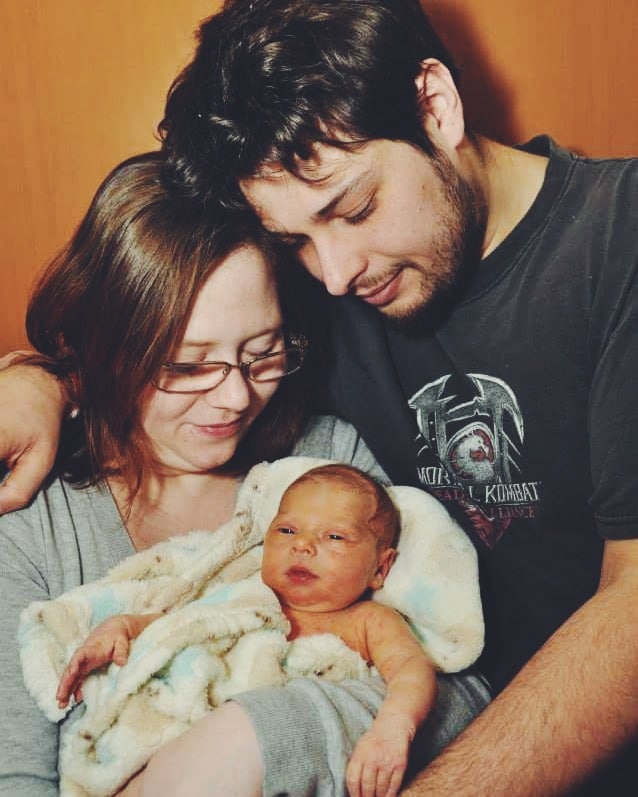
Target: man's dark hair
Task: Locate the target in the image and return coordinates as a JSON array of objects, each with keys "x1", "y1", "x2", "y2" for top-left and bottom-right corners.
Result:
[{"x1": 160, "y1": 0, "x2": 458, "y2": 208}]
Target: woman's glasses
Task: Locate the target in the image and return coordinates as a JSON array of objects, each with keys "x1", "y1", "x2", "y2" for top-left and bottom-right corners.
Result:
[{"x1": 153, "y1": 333, "x2": 307, "y2": 394}]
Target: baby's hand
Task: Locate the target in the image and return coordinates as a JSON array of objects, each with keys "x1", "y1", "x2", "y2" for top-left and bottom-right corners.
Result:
[
  {"x1": 56, "y1": 614, "x2": 141, "y2": 708},
  {"x1": 346, "y1": 721, "x2": 411, "y2": 797}
]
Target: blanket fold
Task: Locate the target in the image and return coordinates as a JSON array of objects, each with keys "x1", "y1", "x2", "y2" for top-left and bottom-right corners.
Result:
[{"x1": 19, "y1": 456, "x2": 484, "y2": 797}]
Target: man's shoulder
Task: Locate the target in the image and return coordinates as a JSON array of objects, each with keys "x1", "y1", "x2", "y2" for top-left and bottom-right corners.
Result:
[
  {"x1": 565, "y1": 144, "x2": 638, "y2": 202},
  {"x1": 523, "y1": 135, "x2": 638, "y2": 208}
]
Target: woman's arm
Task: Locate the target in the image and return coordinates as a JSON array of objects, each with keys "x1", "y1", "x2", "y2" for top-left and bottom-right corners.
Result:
[
  {"x1": 0, "y1": 518, "x2": 61, "y2": 796},
  {"x1": 0, "y1": 362, "x2": 67, "y2": 514},
  {"x1": 127, "y1": 702, "x2": 264, "y2": 797}
]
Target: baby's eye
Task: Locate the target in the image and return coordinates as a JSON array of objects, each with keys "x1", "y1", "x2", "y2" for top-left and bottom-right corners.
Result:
[
  {"x1": 327, "y1": 533, "x2": 345, "y2": 541},
  {"x1": 277, "y1": 527, "x2": 295, "y2": 535}
]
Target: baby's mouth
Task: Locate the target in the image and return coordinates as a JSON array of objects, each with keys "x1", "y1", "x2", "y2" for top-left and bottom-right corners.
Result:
[{"x1": 286, "y1": 566, "x2": 317, "y2": 583}]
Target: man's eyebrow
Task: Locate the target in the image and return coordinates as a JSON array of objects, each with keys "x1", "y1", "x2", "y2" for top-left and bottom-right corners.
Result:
[{"x1": 313, "y1": 172, "x2": 374, "y2": 221}]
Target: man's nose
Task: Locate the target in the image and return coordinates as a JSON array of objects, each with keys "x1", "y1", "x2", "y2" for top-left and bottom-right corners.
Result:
[{"x1": 307, "y1": 233, "x2": 368, "y2": 296}]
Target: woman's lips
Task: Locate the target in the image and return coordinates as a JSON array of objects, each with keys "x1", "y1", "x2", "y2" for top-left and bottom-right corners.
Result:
[{"x1": 193, "y1": 419, "x2": 243, "y2": 439}]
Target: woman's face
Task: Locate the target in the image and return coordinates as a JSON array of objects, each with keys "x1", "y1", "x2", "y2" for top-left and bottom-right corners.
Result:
[{"x1": 141, "y1": 245, "x2": 283, "y2": 475}]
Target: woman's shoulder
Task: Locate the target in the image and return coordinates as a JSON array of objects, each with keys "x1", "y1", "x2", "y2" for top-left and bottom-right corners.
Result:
[
  {"x1": 0, "y1": 476, "x2": 70, "y2": 534},
  {"x1": 292, "y1": 414, "x2": 357, "y2": 455},
  {"x1": 291, "y1": 415, "x2": 389, "y2": 484},
  {"x1": 0, "y1": 476, "x2": 104, "y2": 528},
  {"x1": 0, "y1": 478, "x2": 131, "y2": 592}
]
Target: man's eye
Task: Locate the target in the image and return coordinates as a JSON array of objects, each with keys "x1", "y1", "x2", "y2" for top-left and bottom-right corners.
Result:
[
  {"x1": 344, "y1": 198, "x2": 375, "y2": 225},
  {"x1": 279, "y1": 234, "x2": 308, "y2": 252}
]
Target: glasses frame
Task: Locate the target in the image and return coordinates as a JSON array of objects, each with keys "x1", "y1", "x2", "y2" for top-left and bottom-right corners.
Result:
[{"x1": 153, "y1": 333, "x2": 308, "y2": 394}]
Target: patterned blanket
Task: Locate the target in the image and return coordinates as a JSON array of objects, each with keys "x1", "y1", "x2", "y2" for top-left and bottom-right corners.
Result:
[{"x1": 19, "y1": 456, "x2": 484, "y2": 796}]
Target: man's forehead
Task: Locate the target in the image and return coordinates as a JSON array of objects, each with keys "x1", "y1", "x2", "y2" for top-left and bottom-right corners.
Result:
[
  {"x1": 241, "y1": 142, "x2": 374, "y2": 227},
  {"x1": 257, "y1": 140, "x2": 363, "y2": 184}
]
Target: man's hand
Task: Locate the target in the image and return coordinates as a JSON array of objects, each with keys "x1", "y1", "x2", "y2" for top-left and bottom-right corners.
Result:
[
  {"x1": 347, "y1": 720, "x2": 412, "y2": 797},
  {"x1": 0, "y1": 362, "x2": 66, "y2": 513}
]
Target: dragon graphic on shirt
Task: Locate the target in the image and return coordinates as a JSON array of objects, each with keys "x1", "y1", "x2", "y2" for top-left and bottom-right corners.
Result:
[{"x1": 409, "y1": 373, "x2": 540, "y2": 547}]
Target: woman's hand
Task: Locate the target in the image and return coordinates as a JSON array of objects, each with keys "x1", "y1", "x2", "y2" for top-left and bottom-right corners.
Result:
[{"x1": 0, "y1": 361, "x2": 66, "y2": 514}]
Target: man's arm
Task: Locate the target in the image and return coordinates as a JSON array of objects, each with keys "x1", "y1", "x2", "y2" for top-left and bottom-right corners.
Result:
[
  {"x1": 0, "y1": 361, "x2": 67, "y2": 514},
  {"x1": 347, "y1": 604, "x2": 438, "y2": 797},
  {"x1": 401, "y1": 537, "x2": 638, "y2": 796}
]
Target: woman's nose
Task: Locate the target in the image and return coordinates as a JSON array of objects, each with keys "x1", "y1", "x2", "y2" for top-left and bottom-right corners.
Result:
[{"x1": 202, "y1": 365, "x2": 251, "y2": 411}]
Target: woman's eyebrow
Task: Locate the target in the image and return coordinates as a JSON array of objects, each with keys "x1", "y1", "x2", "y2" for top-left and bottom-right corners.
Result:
[
  {"x1": 178, "y1": 327, "x2": 282, "y2": 350},
  {"x1": 177, "y1": 340, "x2": 212, "y2": 348}
]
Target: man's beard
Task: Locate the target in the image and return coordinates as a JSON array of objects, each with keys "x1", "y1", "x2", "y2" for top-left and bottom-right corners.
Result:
[{"x1": 382, "y1": 149, "x2": 487, "y2": 334}]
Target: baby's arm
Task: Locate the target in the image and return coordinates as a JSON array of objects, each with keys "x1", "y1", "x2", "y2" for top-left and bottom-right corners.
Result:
[
  {"x1": 56, "y1": 612, "x2": 160, "y2": 708},
  {"x1": 346, "y1": 603, "x2": 437, "y2": 797}
]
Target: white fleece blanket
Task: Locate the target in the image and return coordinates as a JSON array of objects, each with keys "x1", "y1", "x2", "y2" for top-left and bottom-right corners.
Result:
[{"x1": 20, "y1": 456, "x2": 484, "y2": 797}]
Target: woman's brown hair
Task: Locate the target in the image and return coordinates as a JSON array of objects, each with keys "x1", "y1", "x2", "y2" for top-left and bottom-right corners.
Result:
[{"x1": 25, "y1": 152, "x2": 323, "y2": 497}]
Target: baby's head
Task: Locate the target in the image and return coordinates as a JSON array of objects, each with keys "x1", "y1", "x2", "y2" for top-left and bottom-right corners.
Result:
[
  {"x1": 289, "y1": 464, "x2": 400, "y2": 548},
  {"x1": 262, "y1": 464, "x2": 400, "y2": 612}
]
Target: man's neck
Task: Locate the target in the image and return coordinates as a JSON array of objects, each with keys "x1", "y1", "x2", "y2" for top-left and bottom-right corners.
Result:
[{"x1": 466, "y1": 136, "x2": 549, "y2": 258}]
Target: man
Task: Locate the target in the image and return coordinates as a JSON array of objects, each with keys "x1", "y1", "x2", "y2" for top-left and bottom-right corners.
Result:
[{"x1": 1, "y1": 1, "x2": 637, "y2": 794}]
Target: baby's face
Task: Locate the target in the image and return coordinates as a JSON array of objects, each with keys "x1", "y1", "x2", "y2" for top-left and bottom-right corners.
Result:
[{"x1": 261, "y1": 478, "x2": 394, "y2": 613}]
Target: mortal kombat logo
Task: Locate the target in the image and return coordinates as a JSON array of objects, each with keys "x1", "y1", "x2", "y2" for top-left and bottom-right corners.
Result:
[{"x1": 409, "y1": 373, "x2": 540, "y2": 547}]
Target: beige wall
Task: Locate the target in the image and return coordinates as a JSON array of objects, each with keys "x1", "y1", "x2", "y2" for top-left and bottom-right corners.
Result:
[
  {"x1": 426, "y1": 0, "x2": 638, "y2": 157},
  {"x1": 1, "y1": 1, "x2": 637, "y2": 350},
  {"x1": 0, "y1": 1, "x2": 222, "y2": 350}
]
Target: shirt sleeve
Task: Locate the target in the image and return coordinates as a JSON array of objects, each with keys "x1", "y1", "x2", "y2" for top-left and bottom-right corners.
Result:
[
  {"x1": 0, "y1": 515, "x2": 60, "y2": 797},
  {"x1": 588, "y1": 176, "x2": 638, "y2": 540},
  {"x1": 291, "y1": 414, "x2": 391, "y2": 484}
]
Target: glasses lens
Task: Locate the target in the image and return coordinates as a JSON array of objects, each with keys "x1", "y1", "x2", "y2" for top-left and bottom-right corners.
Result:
[
  {"x1": 249, "y1": 349, "x2": 303, "y2": 382},
  {"x1": 156, "y1": 362, "x2": 229, "y2": 393}
]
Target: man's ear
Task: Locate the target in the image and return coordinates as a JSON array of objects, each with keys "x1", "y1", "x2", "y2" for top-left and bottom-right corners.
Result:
[
  {"x1": 414, "y1": 58, "x2": 465, "y2": 150},
  {"x1": 370, "y1": 547, "x2": 396, "y2": 590}
]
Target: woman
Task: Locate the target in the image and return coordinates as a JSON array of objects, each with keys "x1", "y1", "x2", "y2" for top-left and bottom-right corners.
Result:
[{"x1": 0, "y1": 153, "x2": 396, "y2": 796}]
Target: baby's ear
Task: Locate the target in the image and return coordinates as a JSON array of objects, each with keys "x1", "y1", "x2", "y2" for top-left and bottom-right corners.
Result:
[{"x1": 370, "y1": 547, "x2": 396, "y2": 590}]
